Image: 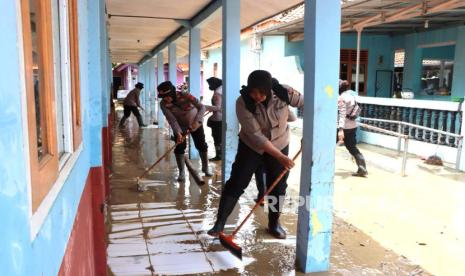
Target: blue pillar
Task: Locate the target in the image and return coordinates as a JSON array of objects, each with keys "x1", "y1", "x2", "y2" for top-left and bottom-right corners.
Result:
[
  {"x1": 452, "y1": 26, "x2": 465, "y2": 100},
  {"x1": 221, "y1": 0, "x2": 240, "y2": 182},
  {"x1": 296, "y1": 0, "x2": 340, "y2": 273},
  {"x1": 87, "y1": 0, "x2": 104, "y2": 166},
  {"x1": 403, "y1": 33, "x2": 423, "y2": 95},
  {"x1": 452, "y1": 27, "x2": 465, "y2": 171},
  {"x1": 169, "y1": 43, "x2": 177, "y2": 85},
  {"x1": 149, "y1": 59, "x2": 156, "y2": 124},
  {"x1": 189, "y1": 27, "x2": 201, "y2": 160},
  {"x1": 157, "y1": 52, "x2": 165, "y2": 128}
]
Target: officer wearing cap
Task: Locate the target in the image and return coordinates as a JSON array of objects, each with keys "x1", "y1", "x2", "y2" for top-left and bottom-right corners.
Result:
[{"x1": 157, "y1": 81, "x2": 212, "y2": 181}]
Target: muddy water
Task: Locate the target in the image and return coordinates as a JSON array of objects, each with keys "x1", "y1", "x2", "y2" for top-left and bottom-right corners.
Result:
[{"x1": 107, "y1": 114, "x2": 429, "y2": 275}]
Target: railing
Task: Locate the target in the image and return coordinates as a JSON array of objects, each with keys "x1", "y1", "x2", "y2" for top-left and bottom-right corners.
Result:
[
  {"x1": 358, "y1": 97, "x2": 463, "y2": 148},
  {"x1": 358, "y1": 122, "x2": 410, "y2": 176},
  {"x1": 359, "y1": 117, "x2": 463, "y2": 170}
]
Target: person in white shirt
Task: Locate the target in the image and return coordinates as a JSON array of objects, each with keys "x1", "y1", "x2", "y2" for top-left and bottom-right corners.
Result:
[{"x1": 337, "y1": 80, "x2": 367, "y2": 177}]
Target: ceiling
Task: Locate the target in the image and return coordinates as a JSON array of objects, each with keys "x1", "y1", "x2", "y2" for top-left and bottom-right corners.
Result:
[{"x1": 107, "y1": 0, "x2": 303, "y2": 64}]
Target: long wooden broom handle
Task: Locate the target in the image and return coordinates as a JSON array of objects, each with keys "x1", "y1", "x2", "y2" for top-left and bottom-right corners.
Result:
[
  {"x1": 137, "y1": 110, "x2": 211, "y2": 180},
  {"x1": 231, "y1": 146, "x2": 303, "y2": 236}
]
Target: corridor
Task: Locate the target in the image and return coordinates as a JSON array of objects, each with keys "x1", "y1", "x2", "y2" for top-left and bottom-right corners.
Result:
[{"x1": 106, "y1": 113, "x2": 430, "y2": 275}]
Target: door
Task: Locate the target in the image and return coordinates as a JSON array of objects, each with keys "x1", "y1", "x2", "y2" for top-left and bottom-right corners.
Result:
[{"x1": 375, "y1": 70, "x2": 393, "y2": 98}]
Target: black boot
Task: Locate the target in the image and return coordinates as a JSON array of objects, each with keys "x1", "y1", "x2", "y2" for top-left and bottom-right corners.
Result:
[
  {"x1": 136, "y1": 113, "x2": 146, "y2": 127},
  {"x1": 175, "y1": 154, "x2": 186, "y2": 181},
  {"x1": 200, "y1": 151, "x2": 212, "y2": 176},
  {"x1": 353, "y1": 153, "x2": 368, "y2": 177},
  {"x1": 209, "y1": 145, "x2": 222, "y2": 161},
  {"x1": 268, "y1": 211, "x2": 286, "y2": 239},
  {"x1": 207, "y1": 196, "x2": 238, "y2": 236},
  {"x1": 119, "y1": 116, "x2": 127, "y2": 128}
]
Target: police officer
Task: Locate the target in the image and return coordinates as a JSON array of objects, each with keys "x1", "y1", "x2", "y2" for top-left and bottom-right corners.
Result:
[
  {"x1": 157, "y1": 81, "x2": 212, "y2": 181},
  {"x1": 208, "y1": 70, "x2": 304, "y2": 239},
  {"x1": 119, "y1": 82, "x2": 146, "y2": 128}
]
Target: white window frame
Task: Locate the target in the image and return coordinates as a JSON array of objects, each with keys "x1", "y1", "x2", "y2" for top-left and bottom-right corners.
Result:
[{"x1": 53, "y1": 0, "x2": 74, "y2": 169}]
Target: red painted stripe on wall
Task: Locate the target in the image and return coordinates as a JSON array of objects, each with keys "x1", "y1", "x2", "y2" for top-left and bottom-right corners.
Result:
[{"x1": 58, "y1": 167, "x2": 107, "y2": 276}]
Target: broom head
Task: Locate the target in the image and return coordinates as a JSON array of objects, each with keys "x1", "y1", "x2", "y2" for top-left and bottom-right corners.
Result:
[{"x1": 219, "y1": 232, "x2": 242, "y2": 260}]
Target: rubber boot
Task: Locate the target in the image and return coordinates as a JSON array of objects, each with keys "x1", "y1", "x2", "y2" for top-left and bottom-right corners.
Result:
[
  {"x1": 175, "y1": 154, "x2": 186, "y2": 181},
  {"x1": 209, "y1": 145, "x2": 222, "y2": 161},
  {"x1": 268, "y1": 212, "x2": 286, "y2": 239},
  {"x1": 268, "y1": 195, "x2": 286, "y2": 239},
  {"x1": 119, "y1": 116, "x2": 127, "y2": 128},
  {"x1": 352, "y1": 153, "x2": 368, "y2": 177},
  {"x1": 207, "y1": 195, "x2": 238, "y2": 236},
  {"x1": 136, "y1": 114, "x2": 146, "y2": 127},
  {"x1": 200, "y1": 151, "x2": 212, "y2": 177}
]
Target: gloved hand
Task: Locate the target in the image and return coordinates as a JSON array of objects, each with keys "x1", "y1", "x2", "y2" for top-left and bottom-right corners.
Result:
[
  {"x1": 272, "y1": 78, "x2": 290, "y2": 104},
  {"x1": 272, "y1": 78, "x2": 286, "y2": 93}
]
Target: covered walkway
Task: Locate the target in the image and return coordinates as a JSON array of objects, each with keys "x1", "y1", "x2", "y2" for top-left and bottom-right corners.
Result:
[{"x1": 103, "y1": 113, "x2": 465, "y2": 275}]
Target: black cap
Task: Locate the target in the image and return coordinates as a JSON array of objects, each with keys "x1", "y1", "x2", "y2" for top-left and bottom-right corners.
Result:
[
  {"x1": 206, "y1": 77, "x2": 222, "y2": 91},
  {"x1": 135, "y1": 82, "x2": 144, "y2": 89},
  {"x1": 247, "y1": 70, "x2": 272, "y2": 96},
  {"x1": 157, "y1": 81, "x2": 176, "y2": 98}
]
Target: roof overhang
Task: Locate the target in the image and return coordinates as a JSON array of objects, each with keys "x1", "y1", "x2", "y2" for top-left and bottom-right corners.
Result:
[
  {"x1": 258, "y1": 0, "x2": 465, "y2": 41},
  {"x1": 106, "y1": 0, "x2": 304, "y2": 64}
]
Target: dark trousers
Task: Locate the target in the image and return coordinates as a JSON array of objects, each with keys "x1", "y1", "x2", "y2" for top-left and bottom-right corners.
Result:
[
  {"x1": 120, "y1": 105, "x2": 144, "y2": 126},
  {"x1": 343, "y1": 128, "x2": 361, "y2": 157},
  {"x1": 222, "y1": 140, "x2": 289, "y2": 213},
  {"x1": 255, "y1": 163, "x2": 266, "y2": 198},
  {"x1": 208, "y1": 120, "x2": 222, "y2": 147},
  {"x1": 174, "y1": 126, "x2": 208, "y2": 154}
]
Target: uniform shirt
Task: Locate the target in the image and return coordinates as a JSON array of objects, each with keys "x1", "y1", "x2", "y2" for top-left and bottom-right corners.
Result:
[
  {"x1": 160, "y1": 93, "x2": 206, "y2": 134},
  {"x1": 337, "y1": 90, "x2": 357, "y2": 130},
  {"x1": 236, "y1": 85, "x2": 304, "y2": 154},
  {"x1": 123, "y1": 88, "x2": 141, "y2": 107},
  {"x1": 205, "y1": 86, "x2": 222, "y2": 122}
]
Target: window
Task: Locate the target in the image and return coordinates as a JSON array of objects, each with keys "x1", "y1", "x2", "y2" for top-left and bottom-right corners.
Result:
[
  {"x1": 340, "y1": 49, "x2": 368, "y2": 95},
  {"x1": 421, "y1": 59, "x2": 453, "y2": 96},
  {"x1": 21, "y1": 0, "x2": 81, "y2": 212}
]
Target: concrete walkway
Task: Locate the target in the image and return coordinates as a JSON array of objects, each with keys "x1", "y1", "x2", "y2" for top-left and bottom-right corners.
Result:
[{"x1": 105, "y1": 113, "x2": 462, "y2": 275}]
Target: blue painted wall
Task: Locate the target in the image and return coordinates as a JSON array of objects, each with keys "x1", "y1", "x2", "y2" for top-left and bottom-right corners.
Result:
[
  {"x1": 286, "y1": 33, "x2": 394, "y2": 97},
  {"x1": 286, "y1": 26, "x2": 465, "y2": 101},
  {"x1": 393, "y1": 26, "x2": 465, "y2": 100},
  {"x1": 422, "y1": 45, "x2": 455, "y2": 60},
  {"x1": 0, "y1": 0, "x2": 109, "y2": 275}
]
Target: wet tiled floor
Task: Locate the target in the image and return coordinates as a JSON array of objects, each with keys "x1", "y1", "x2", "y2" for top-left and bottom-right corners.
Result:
[{"x1": 106, "y1": 113, "x2": 450, "y2": 275}]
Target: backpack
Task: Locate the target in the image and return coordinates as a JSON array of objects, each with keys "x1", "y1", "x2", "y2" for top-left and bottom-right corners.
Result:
[{"x1": 346, "y1": 100, "x2": 361, "y2": 120}]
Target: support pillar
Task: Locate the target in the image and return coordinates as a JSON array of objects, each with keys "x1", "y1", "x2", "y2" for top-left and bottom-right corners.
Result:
[
  {"x1": 189, "y1": 27, "x2": 201, "y2": 160},
  {"x1": 149, "y1": 59, "x2": 156, "y2": 124},
  {"x1": 169, "y1": 43, "x2": 177, "y2": 86},
  {"x1": 157, "y1": 52, "x2": 165, "y2": 128},
  {"x1": 221, "y1": 0, "x2": 241, "y2": 182},
  {"x1": 296, "y1": 0, "x2": 340, "y2": 272}
]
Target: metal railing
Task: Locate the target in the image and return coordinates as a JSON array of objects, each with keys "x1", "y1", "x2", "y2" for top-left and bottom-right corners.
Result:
[
  {"x1": 358, "y1": 122, "x2": 409, "y2": 176},
  {"x1": 360, "y1": 117, "x2": 463, "y2": 170}
]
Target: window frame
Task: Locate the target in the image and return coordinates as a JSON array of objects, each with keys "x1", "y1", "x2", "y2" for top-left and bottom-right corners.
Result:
[
  {"x1": 21, "y1": 0, "x2": 60, "y2": 212},
  {"x1": 68, "y1": 0, "x2": 82, "y2": 149},
  {"x1": 340, "y1": 49, "x2": 368, "y2": 95},
  {"x1": 18, "y1": 0, "x2": 83, "y2": 240}
]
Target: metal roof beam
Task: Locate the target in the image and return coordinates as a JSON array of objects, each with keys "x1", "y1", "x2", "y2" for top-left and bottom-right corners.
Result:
[{"x1": 342, "y1": 0, "x2": 465, "y2": 32}]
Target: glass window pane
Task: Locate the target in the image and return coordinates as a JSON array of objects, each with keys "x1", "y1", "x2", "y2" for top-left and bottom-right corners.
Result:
[{"x1": 29, "y1": 0, "x2": 47, "y2": 160}]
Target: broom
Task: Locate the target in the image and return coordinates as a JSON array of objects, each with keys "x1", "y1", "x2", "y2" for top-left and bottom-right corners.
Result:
[
  {"x1": 219, "y1": 145, "x2": 302, "y2": 259},
  {"x1": 136, "y1": 111, "x2": 211, "y2": 188},
  {"x1": 136, "y1": 129, "x2": 190, "y2": 189}
]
